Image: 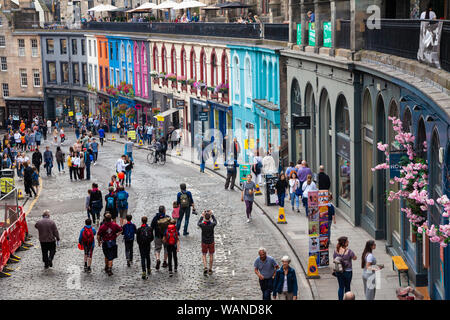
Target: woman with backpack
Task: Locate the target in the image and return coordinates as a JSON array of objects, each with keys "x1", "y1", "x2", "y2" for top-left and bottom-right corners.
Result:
[
  {"x1": 361, "y1": 240, "x2": 384, "y2": 300},
  {"x1": 288, "y1": 171, "x2": 301, "y2": 212},
  {"x1": 136, "y1": 216, "x2": 154, "y2": 279},
  {"x1": 252, "y1": 150, "x2": 263, "y2": 186},
  {"x1": 104, "y1": 186, "x2": 118, "y2": 222},
  {"x1": 122, "y1": 215, "x2": 137, "y2": 267},
  {"x1": 78, "y1": 218, "x2": 97, "y2": 273},
  {"x1": 163, "y1": 219, "x2": 180, "y2": 277},
  {"x1": 333, "y1": 236, "x2": 357, "y2": 300},
  {"x1": 124, "y1": 155, "x2": 133, "y2": 187},
  {"x1": 116, "y1": 186, "x2": 129, "y2": 226}
]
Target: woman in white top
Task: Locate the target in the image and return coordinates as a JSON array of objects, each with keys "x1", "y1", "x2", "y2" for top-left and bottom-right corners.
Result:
[
  {"x1": 15, "y1": 153, "x2": 24, "y2": 179},
  {"x1": 420, "y1": 5, "x2": 437, "y2": 20},
  {"x1": 288, "y1": 171, "x2": 301, "y2": 212},
  {"x1": 302, "y1": 174, "x2": 317, "y2": 216},
  {"x1": 361, "y1": 240, "x2": 384, "y2": 300}
]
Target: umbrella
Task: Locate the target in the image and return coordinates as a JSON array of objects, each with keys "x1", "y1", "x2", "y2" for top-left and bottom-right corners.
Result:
[
  {"x1": 87, "y1": 4, "x2": 106, "y2": 12},
  {"x1": 173, "y1": 0, "x2": 206, "y2": 10},
  {"x1": 155, "y1": 0, "x2": 177, "y2": 9},
  {"x1": 89, "y1": 4, "x2": 119, "y2": 12},
  {"x1": 128, "y1": 2, "x2": 157, "y2": 12}
]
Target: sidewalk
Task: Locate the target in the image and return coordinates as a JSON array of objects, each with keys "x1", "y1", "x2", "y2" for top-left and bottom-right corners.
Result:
[{"x1": 109, "y1": 134, "x2": 403, "y2": 300}]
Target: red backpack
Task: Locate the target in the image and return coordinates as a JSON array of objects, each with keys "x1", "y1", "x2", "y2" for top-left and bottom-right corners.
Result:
[
  {"x1": 82, "y1": 227, "x2": 94, "y2": 246},
  {"x1": 164, "y1": 225, "x2": 178, "y2": 246}
]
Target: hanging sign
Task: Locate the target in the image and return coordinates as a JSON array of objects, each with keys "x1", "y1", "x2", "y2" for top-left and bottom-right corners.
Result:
[
  {"x1": 199, "y1": 111, "x2": 208, "y2": 121},
  {"x1": 309, "y1": 22, "x2": 316, "y2": 46},
  {"x1": 68, "y1": 111, "x2": 74, "y2": 116},
  {"x1": 323, "y1": 22, "x2": 332, "y2": 48},
  {"x1": 156, "y1": 115, "x2": 164, "y2": 122},
  {"x1": 389, "y1": 152, "x2": 408, "y2": 178},
  {"x1": 296, "y1": 23, "x2": 302, "y2": 45}
]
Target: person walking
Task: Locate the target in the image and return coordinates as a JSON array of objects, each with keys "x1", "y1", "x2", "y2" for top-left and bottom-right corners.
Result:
[
  {"x1": 163, "y1": 219, "x2": 180, "y2": 277},
  {"x1": 32, "y1": 146, "x2": 42, "y2": 174},
  {"x1": 122, "y1": 214, "x2": 137, "y2": 267},
  {"x1": 333, "y1": 236, "x2": 357, "y2": 300},
  {"x1": 252, "y1": 151, "x2": 263, "y2": 186},
  {"x1": 150, "y1": 205, "x2": 170, "y2": 270},
  {"x1": 317, "y1": 165, "x2": 331, "y2": 190},
  {"x1": 289, "y1": 171, "x2": 301, "y2": 212},
  {"x1": 285, "y1": 162, "x2": 296, "y2": 179},
  {"x1": 116, "y1": 185, "x2": 129, "y2": 226},
  {"x1": 297, "y1": 160, "x2": 312, "y2": 192},
  {"x1": 361, "y1": 240, "x2": 384, "y2": 300},
  {"x1": 84, "y1": 148, "x2": 92, "y2": 180},
  {"x1": 23, "y1": 162, "x2": 36, "y2": 198},
  {"x1": 302, "y1": 174, "x2": 318, "y2": 216},
  {"x1": 78, "y1": 150, "x2": 86, "y2": 180},
  {"x1": 97, "y1": 213, "x2": 122, "y2": 276},
  {"x1": 78, "y1": 218, "x2": 96, "y2": 273},
  {"x1": 34, "y1": 210, "x2": 60, "y2": 269},
  {"x1": 136, "y1": 216, "x2": 154, "y2": 279},
  {"x1": 198, "y1": 210, "x2": 217, "y2": 276},
  {"x1": 176, "y1": 183, "x2": 195, "y2": 236},
  {"x1": 275, "y1": 173, "x2": 288, "y2": 208},
  {"x1": 273, "y1": 256, "x2": 298, "y2": 300},
  {"x1": 241, "y1": 174, "x2": 256, "y2": 223},
  {"x1": 124, "y1": 155, "x2": 133, "y2": 187},
  {"x1": 98, "y1": 127, "x2": 105, "y2": 146},
  {"x1": 43, "y1": 146, "x2": 53, "y2": 176},
  {"x1": 55, "y1": 146, "x2": 65, "y2": 174},
  {"x1": 146, "y1": 124, "x2": 154, "y2": 145},
  {"x1": 104, "y1": 187, "x2": 118, "y2": 222},
  {"x1": 327, "y1": 193, "x2": 336, "y2": 240},
  {"x1": 254, "y1": 248, "x2": 279, "y2": 300},
  {"x1": 224, "y1": 156, "x2": 239, "y2": 190},
  {"x1": 68, "y1": 152, "x2": 79, "y2": 181},
  {"x1": 90, "y1": 138, "x2": 99, "y2": 164},
  {"x1": 88, "y1": 183, "x2": 103, "y2": 226},
  {"x1": 124, "y1": 137, "x2": 134, "y2": 162}
]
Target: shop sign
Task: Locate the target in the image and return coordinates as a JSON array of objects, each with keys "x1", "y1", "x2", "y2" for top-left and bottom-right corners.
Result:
[
  {"x1": 389, "y1": 152, "x2": 407, "y2": 178},
  {"x1": 336, "y1": 133, "x2": 350, "y2": 160},
  {"x1": 156, "y1": 115, "x2": 164, "y2": 122},
  {"x1": 176, "y1": 100, "x2": 185, "y2": 108},
  {"x1": 192, "y1": 98, "x2": 206, "y2": 108},
  {"x1": 199, "y1": 111, "x2": 208, "y2": 121},
  {"x1": 293, "y1": 115, "x2": 311, "y2": 129},
  {"x1": 297, "y1": 23, "x2": 302, "y2": 45},
  {"x1": 309, "y1": 22, "x2": 316, "y2": 47},
  {"x1": 68, "y1": 111, "x2": 74, "y2": 116},
  {"x1": 323, "y1": 22, "x2": 332, "y2": 48}
]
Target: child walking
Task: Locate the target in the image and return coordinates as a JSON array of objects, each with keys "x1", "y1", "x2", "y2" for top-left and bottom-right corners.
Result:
[
  {"x1": 78, "y1": 218, "x2": 96, "y2": 273},
  {"x1": 172, "y1": 201, "x2": 180, "y2": 223},
  {"x1": 122, "y1": 215, "x2": 137, "y2": 267},
  {"x1": 31, "y1": 166, "x2": 39, "y2": 194}
]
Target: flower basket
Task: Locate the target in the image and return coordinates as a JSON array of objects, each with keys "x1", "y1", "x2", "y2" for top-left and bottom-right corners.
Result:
[
  {"x1": 119, "y1": 103, "x2": 128, "y2": 111},
  {"x1": 165, "y1": 73, "x2": 177, "y2": 82},
  {"x1": 125, "y1": 108, "x2": 136, "y2": 119},
  {"x1": 112, "y1": 108, "x2": 123, "y2": 117},
  {"x1": 193, "y1": 81, "x2": 206, "y2": 90},
  {"x1": 187, "y1": 79, "x2": 195, "y2": 86},
  {"x1": 150, "y1": 71, "x2": 158, "y2": 78}
]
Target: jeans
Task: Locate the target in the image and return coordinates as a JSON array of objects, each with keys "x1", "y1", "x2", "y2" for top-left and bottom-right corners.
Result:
[
  {"x1": 57, "y1": 161, "x2": 64, "y2": 172},
  {"x1": 126, "y1": 152, "x2": 133, "y2": 162},
  {"x1": 125, "y1": 170, "x2": 131, "y2": 185},
  {"x1": 40, "y1": 241, "x2": 56, "y2": 267},
  {"x1": 25, "y1": 182, "x2": 36, "y2": 197},
  {"x1": 100, "y1": 137, "x2": 104, "y2": 146},
  {"x1": 69, "y1": 166, "x2": 78, "y2": 180},
  {"x1": 93, "y1": 152, "x2": 98, "y2": 162},
  {"x1": 277, "y1": 193, "x2": 285, "y2": 207},
  {"x1": 91, "y1": 207, "x2": 101, "y2": 224},
  {"x1": 139, "y1": 245, "x2": 151, "y2": 272},
  {"x1": 225, "y1": 171, "x2": 236, "y2": 189},
  {"x1": 176, "y1": 206, "x2": 191, "y2": 235},
  {"x1": 147, "y1": 134, "x2": 152, "y2": 145},
  {"x1": 124, "y1": 239, "x2": 134, "y2": 261},
  {"x1": 302, "y1": 197, "x2": 308, "y2": 216},
  {"x1": 167, "y1": 244, "x2": 178, "y2": 272},
  {"x1": 85, "y1": 163, "x2": 91, "y2": 180},
  {"x1": 45, "y1": 161, "x2": 52, "y2": 176},
  {"x1": 337, "y1": 271, "x2": 353, "y2": 300},
  {"x1": 259, "y1": 278, "x2": 273, "y2": 300},
  {"x1": 290, "y1": 192, "x2": 299, "y2": 209}
]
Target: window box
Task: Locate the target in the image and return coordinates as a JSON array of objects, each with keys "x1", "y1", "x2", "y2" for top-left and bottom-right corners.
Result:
[
  {"x1": 181, "y1": 84, "x2": 187, "y2": 92},
  {"x1": 171, "y1": 80, "x2": 177, "y2": 89},
  {"x1": 162, "y1": 79, "x2": 168, "y2": 87},
  {"x1": 210, "y1": 92, "x2": 218, "y2": 100},
  {"x1": 200, "y1": 88, "x2": 207, "y2": 97}
]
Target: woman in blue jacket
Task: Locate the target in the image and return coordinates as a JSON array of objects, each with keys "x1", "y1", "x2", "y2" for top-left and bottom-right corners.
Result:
[{"x1": 273, "y1": 255, "x2": 298, "y2": 300}]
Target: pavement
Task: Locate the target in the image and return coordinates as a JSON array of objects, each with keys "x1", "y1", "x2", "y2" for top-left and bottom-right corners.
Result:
[
  {"x1": 110, "y1": 133, "x2": 406, "y2": 300},
  {"x1": 0, "y1": 130, "x2": 313, "y2": 300}
]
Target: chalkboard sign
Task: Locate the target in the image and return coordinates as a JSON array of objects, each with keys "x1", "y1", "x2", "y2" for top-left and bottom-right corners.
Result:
[{"x1": 265, "y1": 174, "x2": 279, "y2": 206}]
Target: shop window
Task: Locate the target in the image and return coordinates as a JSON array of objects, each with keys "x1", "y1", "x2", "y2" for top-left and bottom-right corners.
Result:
[
  {"x1": 363, "y1": 89, "x2": 374, "y2": 208},
  {"x1": 190, "y1": 49, "x2": 196, "y2": 80},
  {"x1": 336, "y1": 95, "x2": 351, "y2": 205}
]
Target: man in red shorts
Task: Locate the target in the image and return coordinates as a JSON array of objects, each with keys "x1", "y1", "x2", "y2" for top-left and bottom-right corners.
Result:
[{"x1": 198, "y1": 210, "x2": 217, "y2": 276}]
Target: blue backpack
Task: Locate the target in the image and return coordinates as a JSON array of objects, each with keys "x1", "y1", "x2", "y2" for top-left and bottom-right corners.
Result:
[
  {"x1": 123, "y1": 223, "x2": 136, "y2": 241},
  {"x1": 106, "y1": 196, "x2": 115, "y2": 210},
  {"x1": 117, "y1": 191, "x2": 128, "y2": 209}
]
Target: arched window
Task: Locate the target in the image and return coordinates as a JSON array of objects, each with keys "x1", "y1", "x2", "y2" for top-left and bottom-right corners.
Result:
[
  {"x1": 262, "y1": 60, "x2": 268, "y2": 100},
  {"x1": 171, "y1": 47, "x2": 176, "y2": 75},
  {"x1": 362, "y1": 89, "x2": 374, "y2": 208},
  {"x1": 388, "y1": 100, "x2": 400, "y2": 236},
  {"x1": 181, "y1": 48, "x2": 186, "y2": 77},
  {"x1": 161, "y1": 46, "x2": 167, "y2": 73},
  {"x1": 200, "y1": 50, "x2": 206, "y2": 83},
  {"x1": 416, "y1": 118, "x2": 427, "y2": 159},
  {"x1": 244, "y1": 56, "x2": 252, "y2": 106},
  {"x1": 402, "y1": 107, "x2": 412, "y2": 133},
  {"x1": 142, "y1": 45, "x2": 147, "y2": 66},
  {"x1": 291, "y1": 78, "x2": 302, "y2": 161},
  {"x1": 211, "y1": 52, "x2": 218, "y2": 87},
  {"x1": 127, "y1": 44, "x2": 132, "y2": 63},
  {"x1": 190, "y1": 48, "x2": 196, "y2": 80},
  {"x1": 153, "y1": 46, "x2": 158, "y2": 71},
  {"x1": 336, "y1": 94, "x2": 351, "y2": 205},
  {"x1": 268, "y1": 61, "x2": 273, "y2": 101},
  {"x1": 221, "y1": 52, "x2": 228, "y2": 85},
  {"x1": 134, "y1": 44, "x2": 140, "y2": 66},
  {"x1": 233, "y1": 55, "x2": 240, "y2": 102},
  {"x1": 121, "y1": 43, "x2": 125, "y2": 62}
]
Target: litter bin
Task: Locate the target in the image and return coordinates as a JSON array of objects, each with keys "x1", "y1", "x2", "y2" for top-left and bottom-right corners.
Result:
[{"x1": 265, "y1": 174, "x2": 278, "y2": 206}]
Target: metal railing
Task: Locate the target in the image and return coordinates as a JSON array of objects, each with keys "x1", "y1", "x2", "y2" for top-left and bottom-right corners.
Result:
[{"x1": 263, "y1": 23, "x2": 289, "y2": 42}]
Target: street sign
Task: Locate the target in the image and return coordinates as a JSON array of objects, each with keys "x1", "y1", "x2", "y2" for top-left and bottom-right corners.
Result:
[
  {"x1": 199, "y1": 111, "x2": 208, "y2": 121},
  {"x1": 293, "y1": 115, "x2": 311, "y2": 129},
  {"x1": 176, "y1": 100, "x2": 185, "y2": 107}
]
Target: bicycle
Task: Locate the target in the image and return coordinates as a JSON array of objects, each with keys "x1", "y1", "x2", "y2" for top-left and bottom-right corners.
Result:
[{"x1": 147, "y1": 147, "x2": 166, "y2": 165}]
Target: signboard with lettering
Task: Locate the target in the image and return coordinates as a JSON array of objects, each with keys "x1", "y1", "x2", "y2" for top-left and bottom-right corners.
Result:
[
  {"x1": 323, "y1": 22, "x2": 332, "y2": 48},
  {"x1": 309, "y1": 22, "x2": 316, "y2": 46},
  {"x1": 389, "y1": 152, "x2": 407, "y2": 178},
  {"x1": 199, "y1": 111, "x2": 208, "y2": 121},
  {"x1": 293, "y1": 116, "x2": 311, "y2": 129},
  {"x1": 176, "y1": 100, "x2": 185, "y2": 108},
  {"x1": 297, "y1": 23, "x2": 302, "y2": 45},
  {"x1": 68, "y1": 111, "x2": 74, "y2": 116}
]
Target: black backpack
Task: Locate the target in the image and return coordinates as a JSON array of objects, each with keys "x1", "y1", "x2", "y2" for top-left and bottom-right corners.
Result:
[{"x1": 137, "y1": 226, "x2": 154, "y2": 244}]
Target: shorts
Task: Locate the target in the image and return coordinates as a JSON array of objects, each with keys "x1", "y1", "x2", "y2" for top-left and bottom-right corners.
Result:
[
  {"x1": 102, "y1": 242, "x2": 118, "y2": 261},
  {"x1": 201, "y1": 242, "x2": 215, "y2": 254},
  {"x1": 36, "y1": 141, "x2": 41, "y2": 146},
  {"x1": 83, "y1": 244, "x2": 94, "y2": 258},
  {"x1": 119, "y1": 208, "x2": 128, "y2": 219},
  {"x1": 154, "y1": 237, "x2": 167, "y2": 253}
]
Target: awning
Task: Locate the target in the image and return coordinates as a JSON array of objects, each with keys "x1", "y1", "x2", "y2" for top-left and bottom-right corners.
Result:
[
  {"x1": 252, "y1": 99, "x2": 279, "y2": 111},
  {"x1": 153, "y1": 108, "x2": 179, "y2": 119}
]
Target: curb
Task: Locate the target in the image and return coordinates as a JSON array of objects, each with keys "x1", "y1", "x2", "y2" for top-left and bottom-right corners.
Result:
[{"x1": 108, "y1": 135, "x2": 316, "y2": 300}]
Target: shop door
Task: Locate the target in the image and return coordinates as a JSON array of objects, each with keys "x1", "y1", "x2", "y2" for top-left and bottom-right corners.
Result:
[
  {"x1": 219, "y1": 110, "x2": 226, "y2": 140},
  {"x1": 47, "y1": 97, "x2": 56, "y2": 120},
  {"x1": 20, "y1": 105, "x2": 30, "y2": 124}
]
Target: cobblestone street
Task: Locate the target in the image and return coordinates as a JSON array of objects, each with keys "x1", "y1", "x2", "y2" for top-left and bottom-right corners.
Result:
[{"x1": 0, "y1": 132, "x2": 310, "y2": 300}]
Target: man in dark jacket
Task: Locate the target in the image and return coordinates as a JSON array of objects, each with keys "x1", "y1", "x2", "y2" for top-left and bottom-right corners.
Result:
[
  {"x1": 34, "y1": 210, "x2": 60, "y2": 268},
  {"x1": 176, "y1": 183, "x2": 195, "y2": 236},
  {"x1": 198, "y1": 210, "x2": 217, "y2": 275},
  {"x1": 89, "y1": 183, "x2": 103, "y2": 225},
  {"x1": 32, "y1": 146, "x2": 43, "y2": 173},
  {"x1": 43, "y1": 146, "x2": 53, "y2": 176},
  {"x1": 136, "y1": 216, "x2": 153, "y2": 279},
  {"x1": 23, "y1": 161, "x2": 36, "y2": 198},
  {"x1": 150, "y1": 205, "x2": 169, "y2": 270},
  {"x1": 317, "y1": 165, "x2": 331, "y2": 190},
  {"x1": 224, "y1": 157, "x2": 239, "y2": 190}
]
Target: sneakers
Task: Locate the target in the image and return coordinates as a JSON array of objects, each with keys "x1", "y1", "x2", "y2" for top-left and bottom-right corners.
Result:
[
  {"x1": 155, "y1": 259, "x2": 161, "y2": 270},
  {"x1": 247, "y1": 219, "x2": 250, "y2": 223},
  {"x1": 292, "y1": 206, "x2": 295, "y2": 211},
  {"x1": 142, "y1": 271, "x2": 147, "y2": 280},
  {"x1": 87, "y1": 266, "x2": 91, "y2": 273},
  {"x1": 107, "y1": 268, "x2": 113, "y2": 276},
  {"x1": 162, "y1": 261, "x2": 168, "y2": 268},
  {"x1": 297, "y1": 209, "x2": 300, "y2": 213},
  {"x1": 147, "y1": 268, "x2": 151, "y2": 275},
  {"x1": 169, "y1": 270, "x2": 173, "y2": 277},
  {"x1": 208, "y1": 269, "x2": 213, "y2": 275},
  {"x1": 203, "y1": 267, "x2": 208, "y2": 276},
  {"x1": 127, "y1": 260, "x2": 131, "y2": 267}
]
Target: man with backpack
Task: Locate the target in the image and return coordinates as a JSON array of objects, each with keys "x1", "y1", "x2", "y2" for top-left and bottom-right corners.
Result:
[
  {"x1": 78, "y1": 218, "x2": 96, "y2": 273},
  {"x1": 163, "y1": 219, "x2": 180, "y2": 276},
  {"x1": 97, "y1": 213, "x2": 122, "y2": 276},
  {"x1": 176, "y1": 183, "x2": 196, "y2": 236},
  {"x1": 137, "y1": 216, "x2": 154, "y2": 279},
  {"x1": 198, "y1": 210, "x2": 217, "y2": 275},
  {"x1": 122, "y1": 214, "x2": 137, "y2": 267},
  {"x1": 84, "y1": 148, "x2": 92, "y2": 181},
  {"x1": 252, "y1": 151, "x2": 263, "y2": 186},
  {"x1": 89, "y1": 183, "x2": 103, "y2": 226},
  {"x1": 224, "y1": 156, "x2": 239, "y2": 190},
  {"x1": 150, "y1": 205, "x2": 170, "y2": 270},
  {"x1": 116, "y1": 186, "x2": 129, "y2": 226},
  {"x1": 104, "y1": 187, "x2": 118, "y2": 222}
]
